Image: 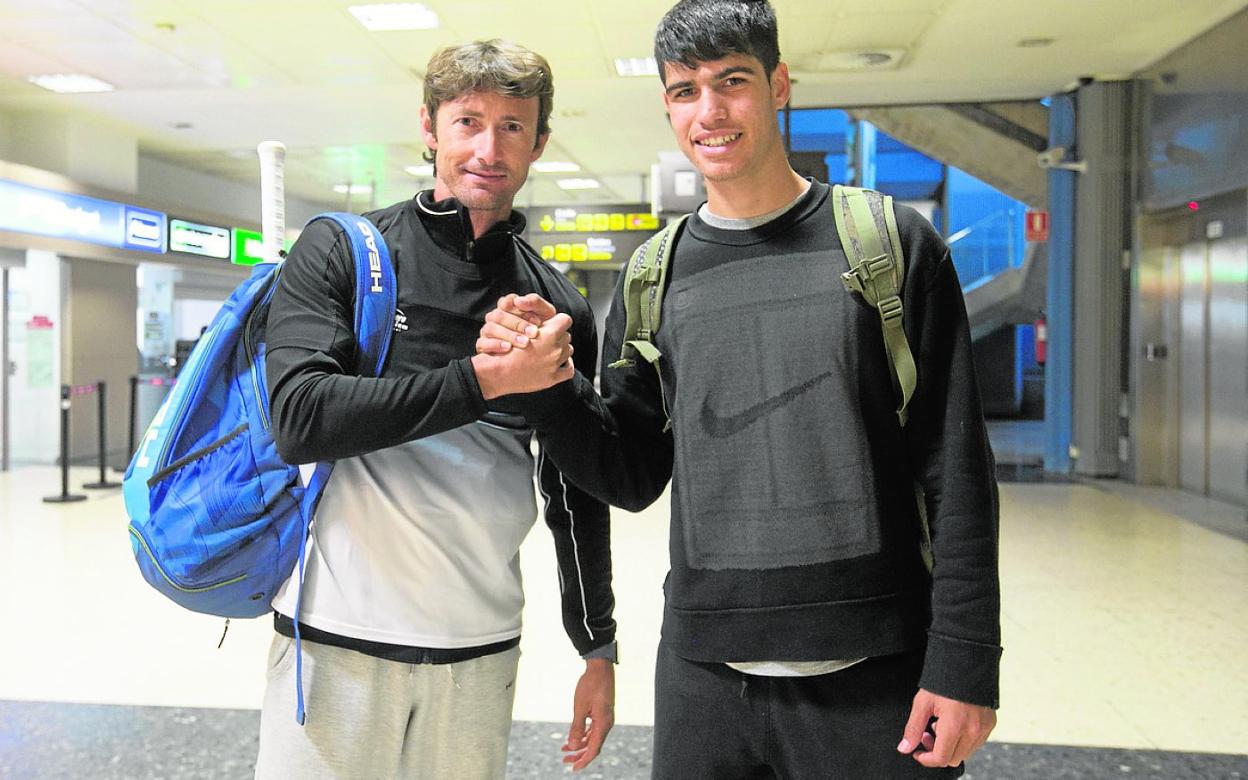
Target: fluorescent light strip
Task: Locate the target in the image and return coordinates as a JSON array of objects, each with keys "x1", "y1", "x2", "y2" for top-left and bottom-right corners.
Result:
[
  {"x1": 333, "y1": 184, "x2": 373, "y2": 194},
  {"x1": 557, "y1": 178, "x2": 601, "y2": 190},
  {"x1": 348, "y1": 3, "x2": 440, "y2": 31},
  {"x1": 533, "y1": 161, "x2": 581, "y2": 173},
  {"x1": 404, "y1": 164, "x2": 434, "y2": 177},
  {"x1": 614, "y1": 57, "x2": 658, "y2": 77},
  {"x1": 27, "y1": 74, "x2": 114, "y2": 94}
]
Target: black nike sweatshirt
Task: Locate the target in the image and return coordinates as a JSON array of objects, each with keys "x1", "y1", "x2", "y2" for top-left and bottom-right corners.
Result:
[{"x1": 499, "y1": 181, "x2": 1001, "y2": 708}]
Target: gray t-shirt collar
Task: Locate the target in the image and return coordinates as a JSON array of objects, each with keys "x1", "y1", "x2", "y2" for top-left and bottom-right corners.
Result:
[{"x1": 697, "y1": 181, "x2": 813, "y2": 231}]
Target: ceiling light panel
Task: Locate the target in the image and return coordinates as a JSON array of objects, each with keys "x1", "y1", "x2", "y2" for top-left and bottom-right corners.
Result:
[
  {"x1": 348, "y1": 3, "x2": 440, "y2": 31},
  {"x1": 27, "y1": 73, "x2": 114, "y2": 93},
  {"x1": 533, "y1": 161, "x2": 581, "y2": 173},
  {"x1": 557, "y1": 178, "x2": 601, "y2": 190},
  {"x1": 614, "y1": 57, "x2": 658, "y2": 77}
]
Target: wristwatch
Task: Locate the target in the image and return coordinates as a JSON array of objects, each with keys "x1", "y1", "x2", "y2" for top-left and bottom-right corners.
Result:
[{"x1": 582, "y1": 640, "x2": 618, "y2": 664}]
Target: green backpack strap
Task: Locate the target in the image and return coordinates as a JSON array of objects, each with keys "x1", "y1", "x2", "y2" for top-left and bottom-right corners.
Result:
[
  {"x1": 831, "y1": 184, "x2": 917, "y2": 426},
  {"x1": 609, "y1": 214, "x2": 687, "y2": 370},
  {"x1": 608, "y1": 214, "x2": 687, "y2": 432}
]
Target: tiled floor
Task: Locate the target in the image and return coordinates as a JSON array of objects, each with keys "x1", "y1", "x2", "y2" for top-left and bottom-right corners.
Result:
[{"x1": 1, "y1": 446, "x2": 1246, "y2": 778}]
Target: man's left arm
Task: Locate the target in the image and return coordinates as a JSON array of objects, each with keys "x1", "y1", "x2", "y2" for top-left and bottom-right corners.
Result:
[
  {"x1": 898, "y1": 215, "x2": 1001, "y2": 767},
  {"x1": 534, "y1": 302, "x2": 616, "y2": 771}
]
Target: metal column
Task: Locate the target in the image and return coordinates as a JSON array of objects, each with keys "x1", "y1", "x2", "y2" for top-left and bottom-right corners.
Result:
[{"x1": 1072, "y1": 81, "x2": 1133, "y2": 477}]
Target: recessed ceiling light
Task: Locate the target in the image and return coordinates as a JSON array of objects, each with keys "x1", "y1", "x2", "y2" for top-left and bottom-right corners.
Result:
[
  {"x1": 614, "y1": 57, "x2": 658, "y2": 78},
  {"x1": 814, "y1": 50, "x2": 906, "y2": 72},
  {"x1": 533, "y1": 161, "x2": 581, "y2": 173},
  {"x1": 348, "y1": 3, "x2": 439, "y2": 31},
  {"x1": 333, "y1": 183, "x2": 373, "y2": 194},
  {"x1": 27, "y1": 74, "x2": 114, "y2": 93},
  {"x1": 557, "y1": 178, "x2": 600, "y2": 190},
  {"x1": 1018, "y1": 38, "x2": 1055, "y2": 48},
  {"x1": 404, "y1": 164, "x2": 434, "y2": 177}
]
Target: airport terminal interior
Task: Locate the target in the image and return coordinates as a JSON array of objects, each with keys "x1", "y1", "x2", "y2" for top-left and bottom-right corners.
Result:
[{"x1": 1, "y1": 0, "x2": 1246, "y2": 778}]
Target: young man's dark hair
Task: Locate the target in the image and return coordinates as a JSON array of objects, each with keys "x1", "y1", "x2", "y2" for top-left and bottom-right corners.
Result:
[{"x1": 653, "y1": 0, "x2": 780, "y2": 83}]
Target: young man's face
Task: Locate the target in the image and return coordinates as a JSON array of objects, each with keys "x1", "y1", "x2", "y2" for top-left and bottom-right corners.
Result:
[
  {"x1": 420, "y1": 90, "x2": 549, "y2": 212},
  {"x1": 661, "y1": 53, "x2": 790, "y2": 183}
]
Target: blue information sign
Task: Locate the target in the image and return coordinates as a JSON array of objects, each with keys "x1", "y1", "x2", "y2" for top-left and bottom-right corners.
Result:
[{"x1": 0, "y1": 179, "x2": 167, "y2": 254}]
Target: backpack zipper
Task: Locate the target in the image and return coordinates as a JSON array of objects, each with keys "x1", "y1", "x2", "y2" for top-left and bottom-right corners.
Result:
[
  {"x1": 242, "y1": 307, "x2": 271, "y2": 432},
  {"x1": 128, "y1": 524, "x2": 248, "y2": 592}
]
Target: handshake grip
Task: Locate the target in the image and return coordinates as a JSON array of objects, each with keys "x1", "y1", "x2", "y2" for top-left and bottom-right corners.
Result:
[{"x1": 473, "y1": 295, "x2": 575, "y2": 400}]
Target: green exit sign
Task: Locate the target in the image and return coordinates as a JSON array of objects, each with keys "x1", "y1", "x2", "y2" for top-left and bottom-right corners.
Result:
[{"x1": 232, "y1": 228, "x2": 265, "y2": 266}]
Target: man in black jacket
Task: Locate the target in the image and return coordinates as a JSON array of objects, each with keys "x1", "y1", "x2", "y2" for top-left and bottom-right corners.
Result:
[
  {"x1": 256, "y1": 39, "x2": 616, "y2": 778},
  {"x1": 477, "y1": 1, "x2": 1000, "y2": 777}
]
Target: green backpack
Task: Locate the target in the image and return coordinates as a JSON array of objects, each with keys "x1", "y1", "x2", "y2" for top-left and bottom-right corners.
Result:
[{"x1": 609, "y1": 184, "x2": 918, "y2": 426}]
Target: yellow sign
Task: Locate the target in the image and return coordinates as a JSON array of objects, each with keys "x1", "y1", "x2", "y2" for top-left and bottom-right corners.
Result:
[
  {"x1": 555, "y1": 244, "x2": 572, "y2": 262},
  {"x1": 575, "y1": 214, "x2": 594, "y2": 232},
  {"x1": 592, "y1": 213, "x2": 610, "y2": 231},
  {"x1": 571, "y1": 244, "x2": 589, "y2": 262},
  {"x1": 540, "y1": 245, "x2": 555, "y2": 260},
  {"x1": 539, "y1": 214, "x2": 555, "y2": 232},
  {"x1": 627, "y1": 213, "x2": 659, "y2": 230},
  {"x1": 609, "y1": 213, "x2": 626, "y2": 231}
]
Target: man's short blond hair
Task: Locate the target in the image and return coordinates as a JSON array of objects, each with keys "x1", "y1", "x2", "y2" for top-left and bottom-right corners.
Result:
[{"x1": 422, "y1": 39, "x2": 553, "y2": 161}]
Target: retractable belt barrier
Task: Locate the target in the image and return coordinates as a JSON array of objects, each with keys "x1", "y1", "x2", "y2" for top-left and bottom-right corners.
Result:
[{"x1": 43, "y1": 380, "x2": 126, "y2": 504}]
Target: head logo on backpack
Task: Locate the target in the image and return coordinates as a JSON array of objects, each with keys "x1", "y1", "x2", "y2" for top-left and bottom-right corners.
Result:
[{"x1": 122, "y1": 212, "x2": 395, "y2": 723}]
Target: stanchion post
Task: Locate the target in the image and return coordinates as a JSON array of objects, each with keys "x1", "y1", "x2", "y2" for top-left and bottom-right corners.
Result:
[
  {"x1": 84, "y1": 380, "x2": 121, "y2": 489},
  {"x1": 128, "y1": 375, "x2": 138, "y2": 460},
  {"x1": 43, "y1": 384, "x2": 87, "y2": 503}
]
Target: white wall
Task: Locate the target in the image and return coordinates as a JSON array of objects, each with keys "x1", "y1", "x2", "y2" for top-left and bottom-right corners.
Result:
[
  {"x1": 137, "y1": 155, "x2": 332, "y2": 229},
  {"x1": 7, "y1": 251, "x2": 63, "y2": 465},
  {"x1": 65, "y1": 257, "x2": 138, "y2": 468},
  {"x1": 4, "y1": 112, "x2": 138, "y2": 193}
]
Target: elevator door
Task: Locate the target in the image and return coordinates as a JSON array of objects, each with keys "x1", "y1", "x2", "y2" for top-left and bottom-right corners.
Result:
[
  {"x1": 1178, "y1": 242, "x2": 1208, "y2": 494},
  {"x1": 1207, "y1": 237, "x2": 1247, "y2": 503}
]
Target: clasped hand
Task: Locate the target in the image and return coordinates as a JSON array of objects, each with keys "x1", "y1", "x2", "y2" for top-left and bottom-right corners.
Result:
[{"x1": 471, "y1": 293, "x2": 573, "y2": 399}]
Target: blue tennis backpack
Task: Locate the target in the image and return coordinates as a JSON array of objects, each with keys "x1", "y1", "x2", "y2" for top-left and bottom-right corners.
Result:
[{"x1": 123, "y1": 213, "x2": 395, "y2": 723}]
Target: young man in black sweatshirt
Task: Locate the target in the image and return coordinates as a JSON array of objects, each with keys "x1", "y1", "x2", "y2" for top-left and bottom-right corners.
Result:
[
  {"x1": 477, "y1": 1, "x2": 1000, "y2": 777},
  {"x1": 256, "y1": 40, "x2": 616, "y2": 778}
]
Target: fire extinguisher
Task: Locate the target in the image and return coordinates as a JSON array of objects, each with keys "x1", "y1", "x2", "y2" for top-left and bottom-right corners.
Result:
[{"x1": 1034, "y1": 317, "x2": 1047, "y2": 365}]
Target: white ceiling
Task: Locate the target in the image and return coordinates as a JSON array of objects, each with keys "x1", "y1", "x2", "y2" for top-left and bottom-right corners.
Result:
[{"x1": 0, "y1": 0, "x2": 1244, "y2": 210}]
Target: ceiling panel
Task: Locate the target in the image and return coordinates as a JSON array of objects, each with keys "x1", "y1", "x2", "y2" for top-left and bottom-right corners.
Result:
[
  {"x1": 0, "y1": 39, "x2": 76, "y2": 81},
  {"x1": 0, "y1": 0, "x2": 1245, "y2": 209},
  {"x1": 820, "y1": 12, "x2": 936, "y2": 50}
]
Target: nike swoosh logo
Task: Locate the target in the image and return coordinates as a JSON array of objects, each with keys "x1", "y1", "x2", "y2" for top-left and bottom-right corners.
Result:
[{"x1": 699, "y1": 371, "x2": 833, "y2": 438}]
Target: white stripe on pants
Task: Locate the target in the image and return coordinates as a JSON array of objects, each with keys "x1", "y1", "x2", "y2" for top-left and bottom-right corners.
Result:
[{"x1": 255, "y1": 634, "x2": 520, "y2": 779}]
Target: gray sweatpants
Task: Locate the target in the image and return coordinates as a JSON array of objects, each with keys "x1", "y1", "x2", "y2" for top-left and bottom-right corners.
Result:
[{"x1": 255, "y1": 634, "x2": 520, "y2": 779}]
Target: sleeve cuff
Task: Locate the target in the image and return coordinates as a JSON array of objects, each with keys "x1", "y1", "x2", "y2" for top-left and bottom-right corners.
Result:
[
  {"x1": 454, "y1": 356, "x2": 490, "y2": 418},
  {"x1": 581, "y1": 640, "x2": 618, "y2": 664},
  {"x1": 918, "y1": 631, "x2": 1002, "y2": 709},
  {"x1": 485, "y1": 372, "x2": 586, "y2": 424}
]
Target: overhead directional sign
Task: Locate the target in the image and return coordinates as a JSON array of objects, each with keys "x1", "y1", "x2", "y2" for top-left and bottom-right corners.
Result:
[
  {"x1": 232, "y1": 228, "x2": 265, "y2": 266},
  {"x1": 170, "y1": 219, "x2": 231, "y2": 259}
]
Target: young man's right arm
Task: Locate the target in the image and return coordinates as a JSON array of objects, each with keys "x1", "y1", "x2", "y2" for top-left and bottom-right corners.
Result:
[
  {"x1": 265, "y1": 220, "x2": 502, "y2": 463},
  {"x1": 479, "y1": 290, "x2": 674, "y2": 511}
]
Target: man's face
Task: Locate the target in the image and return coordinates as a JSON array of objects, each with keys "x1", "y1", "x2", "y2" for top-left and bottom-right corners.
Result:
[
  {"x1": 420, "y1": 90, "x2": 548, "y2": 212},
  {"x1": 661, "y1": 53, "x2": 789, "y2": 183}
]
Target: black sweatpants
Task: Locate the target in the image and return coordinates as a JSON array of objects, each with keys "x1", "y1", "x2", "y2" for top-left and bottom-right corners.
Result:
[{"x1": 653, "y1": 642, "x2": 965, "y2": 779}]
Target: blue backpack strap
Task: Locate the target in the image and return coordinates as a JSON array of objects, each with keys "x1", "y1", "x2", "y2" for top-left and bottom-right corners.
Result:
[
  {"x1": 288, "y1": 213, "x2": 396, "y2": 725},
  {"x1": 306, "y1": 212, "x2": 396, "y2": 376}
]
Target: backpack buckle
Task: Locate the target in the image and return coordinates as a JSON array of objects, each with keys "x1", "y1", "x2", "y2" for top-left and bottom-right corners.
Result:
[
  {"x1": 877, "y1": 295, "x2": 903, "y2": 323},
  {"x1": 841, "y1": 253, "x2": 890, "y2": 293}
]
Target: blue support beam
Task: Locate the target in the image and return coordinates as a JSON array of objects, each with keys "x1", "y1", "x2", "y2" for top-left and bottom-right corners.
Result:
[{"x1": 1044, "y1": 94, "x2": 1076, "y2": 472}]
